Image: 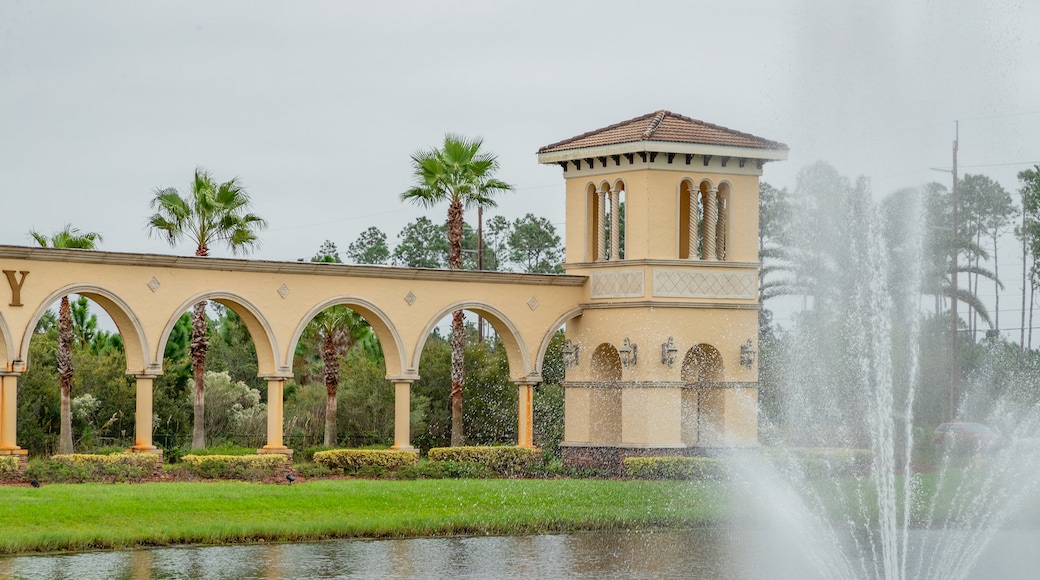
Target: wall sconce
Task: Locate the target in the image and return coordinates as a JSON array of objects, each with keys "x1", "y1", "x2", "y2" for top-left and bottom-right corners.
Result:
[
  {"x1": 740, "y1": 339, "x2": 756, "y2": 369},
  {"x1": 620, "y1": 338, "x2": 637, "y2": 367},
  {"x1": 661, "y1": 337, "x2": 677, "y2": 368},
  {"x1": 562, "y1": 340, "x2": 579, "y2": 368}
]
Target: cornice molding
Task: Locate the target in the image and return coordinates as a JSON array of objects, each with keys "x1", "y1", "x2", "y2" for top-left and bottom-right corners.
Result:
[
  {"x1": 0, "y1": 245, "x2": 588, "y2": 287},
  {"x1": 566, "y1": 259, "x2": 761, "y2": 270},
  {"x1": 562, "y1": 380, "x2": 759, "y2": 389},
  {"x1": 578, "y1": 301, "x2": 759, "y2": 311}
]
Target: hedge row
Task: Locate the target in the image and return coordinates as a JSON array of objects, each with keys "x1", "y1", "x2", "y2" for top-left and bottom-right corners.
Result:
[
  {"x1": 0, "y1": 455, "x2": 18, "y2": 477},
  {"x1": 180, "y1": 454, "x2": 288, "y2": 481},
  {"x1": 427, "y1": 446, "x2": 542, "y2": 476},
  {"x1": 623, "y1": 457, "x2": 727, "y2": 480},
  {"x1": 27, "y1": 453, "x2": 158, "y2": 483},
  {"x1": 765, "y1": 447, "x2": 871, "y2": 477},
  {"x1": 313, "y1": 449, "x2": 418, "y2": 474}
]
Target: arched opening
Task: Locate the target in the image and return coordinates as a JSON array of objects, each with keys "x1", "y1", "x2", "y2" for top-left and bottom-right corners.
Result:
[
  {"x1": 285, "y1": 299, "x2": 406, "y2": 449},
  {"x1": 155, "y1": 293, "x2": 278, "y2": 451},
  {"x1": 716, "y1": 181, "x2": 732, "y2": 261},
  {"x1": 411, "y1": 303, "x2": 531, "y2": 449},
  {"x1": 17, "y1": 291, "x2": 142, "y2": 456},
  {"x1": 606, "y1": 179, "x2": 626, "y2": 261},
  {"x1": 586, "y1": 182, "x2": 600, "y2": 262},
  {"x1": 681, "y1": 343, "x2": 725, "y2": 445},
  {"x1": 589, "y1": 343, "x2": 622, "y2": 443},
  {"x1": 678, "y1": 179, "x2": 699, "y2": 260}
]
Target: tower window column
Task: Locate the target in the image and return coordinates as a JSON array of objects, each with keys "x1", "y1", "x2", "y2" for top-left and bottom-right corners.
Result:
[
  {"x1": 716, "y1": 195, "x2": 727, "y2": 261},
  {"x1": 688, "y1": 189, "x2": 700, "y2": 261},
  {"x1": 610, "y1": 188, "x2": 620, "y2": 261},
  {"x1": 597, "y1": 189, "x2": 607, "y2": 261},
  {"x1": 701, "y1": 188, "x2": 718, "y2": 261}
]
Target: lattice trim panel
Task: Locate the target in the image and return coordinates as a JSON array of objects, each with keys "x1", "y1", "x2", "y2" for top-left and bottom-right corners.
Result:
[
  {"x1": 589, "y1": 271, "x2": 645, "y2": 299},
  {"x1": 652, "y1": 269, "x2": 756, "y2": 299}
]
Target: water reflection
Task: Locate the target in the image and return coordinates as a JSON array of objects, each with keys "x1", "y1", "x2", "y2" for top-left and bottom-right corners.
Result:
[{"x1": 4, "y1": 528, "x2": 1040, "y2": 579}]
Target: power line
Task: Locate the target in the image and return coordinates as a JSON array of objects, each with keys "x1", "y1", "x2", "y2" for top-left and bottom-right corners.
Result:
[{"x1": 961, "y1": 161, "x2": 1040, "y2": 169}]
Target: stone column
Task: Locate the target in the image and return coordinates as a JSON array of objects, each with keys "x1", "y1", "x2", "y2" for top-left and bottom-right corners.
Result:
[
  {"x1": 259, "y1": 377, "x2": 292, "y2": 457},
  {"x1": 131, "y1": 374, "x2": 158, "y2": 452},
  {"x1": 390, "y1": 381, "x2": 414, "y2": 450},
  {"x1": 610, "y1": 188, "x2": 621, "y2": 261},
  {"x1": 689, "y1": 190, "x2": 700, "y2": 260},
  {"x1": 702, "y1": 188, "x2": 718, "y2": 260},
  {"x1": 0, "y1": 373, "x2": 22, "y2": 452},
  {"x1": 516, "y1": 381, "x2": 537, "y2": 448},
  {"x1": 597, "y1": 190, "x2": 607, "y2": 261},
  {"x1": 715, "y1": 196, "x2": 727, "y2": 261}
]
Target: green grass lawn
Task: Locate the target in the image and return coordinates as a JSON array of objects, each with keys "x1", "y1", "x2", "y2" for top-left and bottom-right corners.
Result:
[{"x1": 0, "y1": 479, "x2": 728, "y2": 555}]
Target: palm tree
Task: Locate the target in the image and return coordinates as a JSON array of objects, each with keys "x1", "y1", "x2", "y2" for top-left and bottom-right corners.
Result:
[
  {"x1": 147, "y1": 167, "x2": 266, "y2": 449},
  {"x1": 29, "y1": 224, "x2": 104, "y2": 454},
  {"x1": 302, "y1": 307, "x2": 371, "y2": 446},
  {"x1": 401, "y1": 135, "x2": 513, "y2": 446}
]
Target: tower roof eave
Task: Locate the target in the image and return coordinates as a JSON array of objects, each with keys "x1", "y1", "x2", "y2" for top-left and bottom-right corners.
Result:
[{"x1": 536, "y1": 140, "x2": 788, "y2": 165}]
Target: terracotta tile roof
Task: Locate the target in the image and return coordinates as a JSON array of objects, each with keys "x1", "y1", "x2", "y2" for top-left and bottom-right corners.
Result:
[{"x1": 538, "y1": 110, "x2": 788, "y2": 154}]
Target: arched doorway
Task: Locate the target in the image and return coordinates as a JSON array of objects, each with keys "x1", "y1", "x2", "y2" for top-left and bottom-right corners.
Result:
[{"x1": 681, "y1": 344, "x2": 724, "y2": 445}]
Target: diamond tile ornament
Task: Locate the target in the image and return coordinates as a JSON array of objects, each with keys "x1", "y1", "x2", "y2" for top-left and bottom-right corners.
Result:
[
  {"x1": 404, "y1": 291, "x2": 416, "y2": 305},
  {"x1": 277, "y1": 284, "x2": 290, "y2": 299},
  {"x1": 527, "y1": 296, "x2": 539, "y2": 311},
  {"x1": 147, "y1": 277, "x2": 160, "y2": 292}
]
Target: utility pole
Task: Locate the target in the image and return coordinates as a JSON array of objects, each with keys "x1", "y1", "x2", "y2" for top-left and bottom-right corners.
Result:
[
  {"x1": 950, "y1": 121, "x2": 959, "y2": 421},
  {"x1": 477, "y1": 205, "x2": 484, "y2": 344}
]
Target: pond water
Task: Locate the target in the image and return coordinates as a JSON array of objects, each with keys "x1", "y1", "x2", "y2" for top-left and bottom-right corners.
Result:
[{"x1": 3, "y1": 528, "x2": 1040, "y2": 580}]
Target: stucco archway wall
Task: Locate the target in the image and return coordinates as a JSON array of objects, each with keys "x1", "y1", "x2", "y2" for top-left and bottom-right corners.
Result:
[
  {"x1": 287, "y1": 296, "x2": 407, "y2": 380},
  {"x1": 18, "y1": 285, "x2": 151, "y2": 374},
  {"x1": 532, "y1": 307, "x2": 582, "y2": 380},
  {"x1": 0, "y1": 313, "x2": 13, "y2": 371},
  {"x1": 156, "y1": 291, "x2": 280, "y2": 376},
  {"x1": 411, "y1": 301, "x2": 534, "y2": 382}
]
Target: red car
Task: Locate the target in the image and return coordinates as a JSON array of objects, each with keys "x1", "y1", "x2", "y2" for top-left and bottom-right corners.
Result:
[{"x1": 931, "y1": 422, "x2": 1003, "y2": 448}]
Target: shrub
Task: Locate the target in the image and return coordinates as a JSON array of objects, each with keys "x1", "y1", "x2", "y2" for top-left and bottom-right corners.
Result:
[
  {"x1": 293, "y1": 462, "x2": 333, "y2": 478},
  {"x1": 27, "y1": 453, "x2": 157, "y2": 483},
  {"x1": 623, "y1": 457, "x2": 727, "y2": 481},
  {"x1": 394, "y1": 460, "x2": 494, "y2": 480},
  {"x1": 0, "y1": 456, "x2": 18, "y2": 477},
  {"x1": 86, "y1": 445, "x2": 131, "y2": 456},
  {"x1": 313, "y1": 449, "x2": 418, "y2": 475},
  {"x1": 300, "y1": 445, "x2": 337, "y2": 463},
  {"x1": 161, "y1": 445, "x2": 186, "y2": 464},
  {"x1": 427, "y1": 446, "x2": 543, "y2": 477},
  {"x1": 180, "y1": 454, "x2": 288, "y2": 481},
  {"x1": 188, "y1": 444, "x2": 258, "y2": 457},
  {"x1": 765, "y1": 447, "x2": 871, "y2": 478}
]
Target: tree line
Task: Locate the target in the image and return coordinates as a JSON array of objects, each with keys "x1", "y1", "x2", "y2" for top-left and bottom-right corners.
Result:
[
  {"x1": 757, "y1": 161, "x2": 1040, "y2": 436},
  {"x1": 18, "y1": 135, "x2": 566, "y2": 457}
]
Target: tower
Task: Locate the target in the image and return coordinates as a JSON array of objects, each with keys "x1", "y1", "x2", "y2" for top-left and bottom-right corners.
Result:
[{"x1": 538, "y1": 110, "x2": 788, "y2": 472}]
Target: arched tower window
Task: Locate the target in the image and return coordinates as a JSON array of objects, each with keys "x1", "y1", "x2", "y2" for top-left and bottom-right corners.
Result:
[
  {"x1": 587, "y1": 183, "x2": 601, "y2": 261},
  {"x1": 606, "y1": 180, "x2": 626, "y2": 260},
  {"x1": 679, "y1": 179, "x2": 701, "y2": 260},
  {"x1": 715, "y1": 182, "x2": 731, "y2": 261},
  {"x1": 592, "y1": 181, "x2": 625, "y2": 262}
]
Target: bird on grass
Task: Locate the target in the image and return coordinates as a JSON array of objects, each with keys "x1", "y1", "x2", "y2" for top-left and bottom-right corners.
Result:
[{"x1": 29, "y1": 478, "x2": 40, "y2": 488}]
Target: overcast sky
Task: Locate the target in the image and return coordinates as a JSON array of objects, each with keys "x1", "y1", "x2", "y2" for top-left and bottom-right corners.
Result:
[{"x1": 2, "y1": 1, "x2": 1039, "y2": 329}]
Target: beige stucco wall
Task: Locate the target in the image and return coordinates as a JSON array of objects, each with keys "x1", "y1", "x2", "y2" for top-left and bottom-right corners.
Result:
[{"x1": 0, "y1": 247, "x2": 586, "y2": 383}]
